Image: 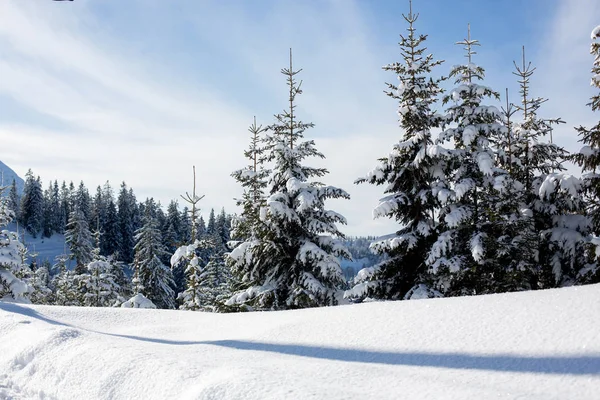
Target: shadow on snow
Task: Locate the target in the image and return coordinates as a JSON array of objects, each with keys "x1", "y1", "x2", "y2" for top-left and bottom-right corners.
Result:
[{"x1": 2, "y1": 301, "x2": 599, "y2": 376}]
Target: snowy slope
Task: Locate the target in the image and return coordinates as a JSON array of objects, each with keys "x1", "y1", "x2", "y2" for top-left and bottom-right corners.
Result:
[
  {"x1": 6, "y1": 223, "x2": 69, "y2": 267},
  {"x1": 0, "y1": 161, "x2": 24, "y2": 194},
  {"x1": 1, "y1": 285, "x2": 599, "y2": 399}
]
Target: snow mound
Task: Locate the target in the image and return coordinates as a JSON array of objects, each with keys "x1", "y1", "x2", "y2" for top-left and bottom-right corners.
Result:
[
  {"x1": 592, "y1": 25, "x2": 600, "y2": 40},
  {"x1": 0, "y1": 285, "x2": 599, "y2": 399},
  {"x1": 121, "y1": 293, "x2": 156, "y2": 309}
]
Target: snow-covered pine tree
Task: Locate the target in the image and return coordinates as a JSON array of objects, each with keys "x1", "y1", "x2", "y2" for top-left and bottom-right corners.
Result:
[
  {"x1": 345, "y1": 2, "x2": 447, "y2": 301},
  {"x1": 27, "y1": 260, "x2": 53, "y2": 304},
  {"x1": 0, "y1": 184, "x2": 30, "y2": 302},
  {"x1": 19, "y1": 170, "x2": 43, "y2": 237},
  {"x1": 228, "y1": 50, "x2": 350, "y2": 310},
  {"x1": 78, "y1": 231, "x2": 123, "y2": 307},
  {"x1": 65, "y1": 207, "x2": 94, "y2": 275},
  {"x1": 132, "y1": 208, "x2": 176, "y2": 309},
  {"x1": 572, "y1": 26, "x2": 600, "y2": 284},
  {"x1": 227, "y1": 118, "x2": 270, "y2": 308},
  {"x1": 229, "y1": 117, "x2": 269, "y2": 242},
  {"x1": 51, "y1": 253, "x2": 80, "y2": 306},
  {"x1": 118, "y1": 182, "x2": 137, "y2": 263},
  {"x1": 8, "y1": 179, "x2": 19, "y2": 222},
  {"x1": 172, "y1": 237, "x2": 229, "y2": 311},
  {"x1": 426, "y1": 26, "x2": 507, "y2": 295}
]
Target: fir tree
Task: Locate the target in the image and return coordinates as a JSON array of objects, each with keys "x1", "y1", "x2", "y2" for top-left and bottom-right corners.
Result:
[
  {"x1": 206, "y1": 208, "x2": 216, "y2": 236},
  {"x1": 51, "y1": 254, "x2": 79, "y2": 306},
  {"x1": 172, "y1": 237, "x2": 227, "y2": 311},
  {"x1": 132, "y1": 211, "x2": 176, "y2": 309},
  {"x1": 346, "y1": 2, "x2": 446, "y2": 301},
  {"x1": 8, "y1": 179, "x2": 19, "y2": 222},
  {"x1": 426, "y1": 26, "x2": 507, "y2": 295},
  {"x1": 227, "y1": 50, "x2": 350, "y2": 310},
  {"x1": 572, "y1": 26, "x2": 600, "y2": 284},
  {"x1": 0, "y1": 184, "x2": 30, "y2": 301},
  {"x1": 20, "y1": 170, "x2": 44, "y2": 237},
  {"x1": 118, "y1": 182, "x2": 137, "y2": 263},
  {"x1": 65, "y1": 207, "x2": 94, "y2": 275}
]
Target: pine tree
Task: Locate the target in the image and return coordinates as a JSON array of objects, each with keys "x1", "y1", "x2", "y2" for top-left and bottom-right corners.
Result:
[
  {"x1": 19, "y1": 170, "x2": 44, "y2": 237},
  {"x1": 426, "y1": 26, "x2": 507, "y2": 295},
  {"x1": 42, "y1": 181, "x2": 54, "y2": 238},
  {"x1": 28, "y1": 261, "x2": 53, "y2": 304},
  {"x1": 346, "y1": 2, "x2": 446, "y2": 301},
  {"x1": 132, "y1": 210, "x2": 176, "y2": 309},
  {"x1": 118, "y1": 182, "x2": 137, "y2": 263},
  {"x1": 65, "y1": 207, "x2": 94, "y2": 275},
  {"x1": 572, "y1": 26, "x2": 600, "y2": 284},
  {"x1": 172, "y1": 237, "x2": 226, "y2": 311},
  {"x1": 59, "y1": 181, "x2": 71, "y2": 233},
  {"x1": 0, "y1": 184, "x2": 30, "y2": 301},
  {"x1": 51, "y1": 254, "x2": 79, "y2": 306},
  {"x1": 206, "y1": 208, "x2": 216, "y2": 236},
  {"x1": 49, "y1": 180, "x2": 62, "y2": 234},
  {"x1": 227, "y1": 50, "x2": 350, "y2": 310},
  {"x1": 102, "y1": 199, "x2": 121, "y2": 257},
  {"x1": 8, "y1": 179, "x2": 19, "y2": 222},
  {"x1": 75, "y1": 181, "x2": 92, "y2": 225}
]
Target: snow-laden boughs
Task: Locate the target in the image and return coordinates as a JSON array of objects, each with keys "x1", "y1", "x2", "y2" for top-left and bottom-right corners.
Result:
[
  {"x1": 0, "y1": 185, "x2": 30, "y2": 302},
  {"x1": 346, "y1": 3, "x2": 447, "y2": 301},
  {"x1": 571, "y1": 26, "x2": 600, "y2": 284},
  {"x1": 424, "y1": 26, "x2": 507, "y2": 295},
  {"x1": 227, "y1": 50, "x2": 350, "y2": 310},
  {"x1": 65, "y1": 207, "x2": 94, "y2": 274},
  {"x1": 79, "y1": 259, "x2": 123, "y2": 307},
  {"x1": 172, "y1": 237, "x2": 231, "y2": 311},
  {"x1": 132, "y1": 208, "x2": 176, "y2": 309}
]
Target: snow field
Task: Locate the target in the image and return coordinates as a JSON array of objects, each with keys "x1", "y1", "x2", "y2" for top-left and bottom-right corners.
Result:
[{"x1": 0, "y1": 284, "x2": 599, "y2": 399}]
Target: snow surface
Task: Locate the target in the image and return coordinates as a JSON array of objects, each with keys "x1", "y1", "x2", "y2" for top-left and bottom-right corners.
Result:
[{"x1": 1, "y1": 285, "x2": 600, "y2": 399}]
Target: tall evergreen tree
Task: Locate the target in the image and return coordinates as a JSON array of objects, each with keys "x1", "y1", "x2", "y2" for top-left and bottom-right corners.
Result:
[
  {"x1": 102, "y1": 199, "x2": 121, "y2": 257},
  {"x1": 118, "y1": 182, "x2": 137, "y2": 263},
  {"x1": 132, "y1": 211, "x2": 176, "y2": 309},
  {"x1": 206, "y1": 208, "x2": 216, "y2": 236},
  {"x1": 65, "y1": 207, "x2": 94, "y2": 275},
  {"x1": 572, "y1": 26, "x2": 600, "y2": 284},
  {"x1": 0, "y1": 184, "x2": 30, "y2": 301},
  {"x1": 426, "y1": 26, "x2": 507, "y2": 295},
  {"x1": 346, "y1": 2, "x2": 446, "y2": 301},
  {"x1": 8, "y1": 179, "x2": 19, "y2": 222},
  {"x1": 227, "y1": 50, "x2": 350, "y2": 310},
  {"x1": 19, "y1": 170, "x2": 44, "y2": 237}
]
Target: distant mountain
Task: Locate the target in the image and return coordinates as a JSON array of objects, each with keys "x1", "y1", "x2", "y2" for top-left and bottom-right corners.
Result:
[{"x1": 0, "y1": 160, "x2": 24, "y2": 194}]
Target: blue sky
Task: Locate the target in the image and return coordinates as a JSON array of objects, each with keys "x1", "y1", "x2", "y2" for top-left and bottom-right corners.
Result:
[{"x1": 0, "y1": 0, "x2": 598, "y2": 236}]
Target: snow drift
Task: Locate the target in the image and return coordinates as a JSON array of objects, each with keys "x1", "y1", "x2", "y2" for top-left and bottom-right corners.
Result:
[{"x1": 0, "y1": 284, "x2": 599, "y2": 399}]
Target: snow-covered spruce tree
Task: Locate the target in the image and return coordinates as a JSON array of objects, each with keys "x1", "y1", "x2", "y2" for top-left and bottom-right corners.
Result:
[
  {"x1": 426, "y1": 27, "x2": 508, "y2": 296},
  {"x1": 0, "y1": 184, "x2": 30, "y2": 302},
  {"x1": 65, "y1": 207, "x2": 94, "y2": 275},
  {"x1": 19, "y1": 170, "x2": 44, "y2": 237},
  {"x1": 172, "y1": 237, "x2": 230, "y2": 311},
  {"x1": 226, "y1": 117, "x2": 269, "y2": 305},
  {"x1": 572, "y1": 26, "x2": 600, "y2": 284},
  {"x1": 51, "y1": 254, "x2": 80, "y2": 306},
  {"x1": 28, "y1": 261, "x2": 53, "y2": 304},
  {"x1": 345, "y1": 2, "x2": 447, "y2": 302},
  {"x1": 78, "y1": 233, "x2": 123, "y2": 307},
  {"x1": 506, "y1": 47, "x2": 591, "y2": 289},
  {"x1": 132, "y1": 209, "x2": 176, "y2": 309},
  {"x1": 227, "y1": 50, "x2": 350, "y2": 310}
]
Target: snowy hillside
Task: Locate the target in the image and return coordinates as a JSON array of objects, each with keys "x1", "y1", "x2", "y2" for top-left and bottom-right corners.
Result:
[
  {"x1": 0, "y1": 161, "x2": 23, "y2": 194},
  {"x1": 1, "y1": 285, "x2": 599, "y2": 399}
]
